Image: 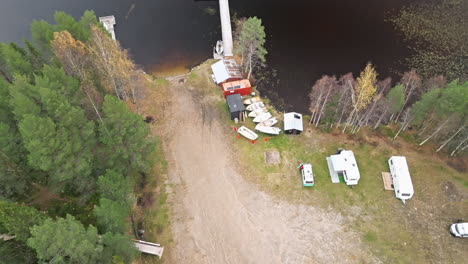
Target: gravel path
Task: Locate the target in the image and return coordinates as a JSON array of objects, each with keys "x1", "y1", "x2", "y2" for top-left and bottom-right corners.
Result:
[{"x1": 165, "y1": 83, "x2": 376, "y2": 264}]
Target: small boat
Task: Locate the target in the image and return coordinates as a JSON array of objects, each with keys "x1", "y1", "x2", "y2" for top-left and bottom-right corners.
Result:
[
  {"x1": 248, "y1": 107, "x2": 268, "y2": 117},
  {"x1": 215, "y1": 40, "x2": 224, "y2": 55},
  {"x1": 237, "y1": 126, "x2": 258, "y2": 140},
  {"x1": 243, "y1": 96, "x2": 261, "y2": 105},
  {"x1": 258, "y1": 117, "x2": 278, "y2": 127},
  {"x1": 246, "y1": 102, "x2": 265, "y2": 111},
  {"x1": 255, "y1": 125, "x2": 281, "y2": 135},
  {"x1": 253, "y1": 112, "x2": 272, "y2": 123}
]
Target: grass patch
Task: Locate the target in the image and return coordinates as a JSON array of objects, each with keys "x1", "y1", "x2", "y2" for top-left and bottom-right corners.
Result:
[
  {"x1": 364, "y1": 231, "x2": 377, "y2": 242},
  {"x1": 377, "y1": 126, "x2": 395, "y2": 138},
  {"x1": 137, "y1": 139, "x2": 171, "y2": 264},
  {"x1": 154, "y1": 78, "x2": 169, "y2": 87},
  {"x1": 134, "y1": 75, "x2": 172, "y2": 263}
]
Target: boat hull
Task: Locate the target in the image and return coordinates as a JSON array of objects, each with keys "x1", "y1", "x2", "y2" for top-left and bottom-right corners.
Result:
[
  {"x1": 243, "y1": 96, "x2": 261, "y2": 105},
  {"x1": 248, "y1": 108, "x2": 267, "y2": 117},
  {"x1": 237, "y1": 126, "x2": 258, "y2": 140},
  {"x1": 246, "y1": 102, "x2": 265, "y2": 111},
  {"x1": 253, "y1": 112, "x2": 272, "y2": 123},
  {"x1": 255, "y1": 125, "x2": 281, "y2": 135}
]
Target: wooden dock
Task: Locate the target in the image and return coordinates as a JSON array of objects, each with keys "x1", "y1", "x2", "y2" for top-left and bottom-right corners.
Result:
[
  {"x1": 381, "y1": 172, "x2": 394, "y2": 190},
  {"x1": 99, "y1": 15, "x2": 116, "y2": 40},
  {"x1": 133, "y1": 239, "x2": 164, "y2": 258}
]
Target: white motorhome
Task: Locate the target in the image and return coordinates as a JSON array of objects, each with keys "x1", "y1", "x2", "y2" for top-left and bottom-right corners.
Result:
[
  {"x1": 388, "y1": 156, "x2": 414, "y2": 203},
  {"x1": 327, "y1": 150, "x2": 360, "y2": 185}
]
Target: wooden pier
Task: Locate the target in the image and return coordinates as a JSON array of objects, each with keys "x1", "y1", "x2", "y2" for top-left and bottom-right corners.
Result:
[{"x1": 99, "y1": 15, "x2": 116, "y2": 40}]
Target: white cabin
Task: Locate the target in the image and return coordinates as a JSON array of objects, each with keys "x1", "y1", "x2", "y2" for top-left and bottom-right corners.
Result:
[
  {"x1": 210, "y1": 59, "x2": 242, "y2": 84},
  {"x1": 284, "y1": 112, "x2": 303, "y2": 135},
  {"x1": 388, "y1": 156, "x2": 414, "y2": 203},
  {"x1": 327, "y1": 150, "x2": 360, "y2": 185}
]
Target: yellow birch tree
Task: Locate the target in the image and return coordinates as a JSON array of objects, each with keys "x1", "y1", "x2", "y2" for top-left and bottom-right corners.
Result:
[
  {"x1": 88, "y1": 25, "x2": 136, "y2": 102},
  {"x1": 354, "y1": 63, "x2": 377, "y2": 112}
]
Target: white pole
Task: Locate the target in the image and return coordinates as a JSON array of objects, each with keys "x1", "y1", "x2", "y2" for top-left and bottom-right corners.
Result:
[{"x1": 219, "y1": 0, "x2": 233, "y2": 56}]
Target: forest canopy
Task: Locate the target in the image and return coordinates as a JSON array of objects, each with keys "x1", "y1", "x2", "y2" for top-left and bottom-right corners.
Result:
[{"x1": 0, "y1": 10, "x2": 153, "y2": 263}]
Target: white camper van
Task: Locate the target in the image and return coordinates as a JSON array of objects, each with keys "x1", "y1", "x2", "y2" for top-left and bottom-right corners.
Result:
[
  {"x1": 450, "y1": 222, "x2": 468, "y2": 237},
  {"x1": 388, "y1": 156, "x2": 414, "y2": 203}
]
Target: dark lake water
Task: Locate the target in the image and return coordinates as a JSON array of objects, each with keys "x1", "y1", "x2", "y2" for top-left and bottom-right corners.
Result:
[{"x1": 0, "y1": 0, "x2": 411, "y2": 112}]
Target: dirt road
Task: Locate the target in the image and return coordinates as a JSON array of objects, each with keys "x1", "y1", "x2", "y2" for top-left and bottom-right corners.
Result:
[{"x1": 164, "y1": 82, "x2": 376, "y2": 264}]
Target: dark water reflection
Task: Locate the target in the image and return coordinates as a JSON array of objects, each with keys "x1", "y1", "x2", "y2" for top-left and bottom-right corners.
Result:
[{"x1": 0, "y1": 0, "x2": 411, "y2": 112}]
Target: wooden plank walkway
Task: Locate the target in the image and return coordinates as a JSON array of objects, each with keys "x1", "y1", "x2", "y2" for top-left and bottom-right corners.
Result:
[
  {"x1": 327, "y1": 157, "x2": 340, "y2": 183},
  {"x1": 381, "y1": 172, "x2": 394, "y2": 190},
  {"x1": 133, "y1": 239, "x2": 164, "y2": 258}
]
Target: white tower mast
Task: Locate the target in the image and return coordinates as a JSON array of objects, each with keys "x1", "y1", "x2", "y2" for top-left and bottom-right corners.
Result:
[{"x1": 219, "y1": 0, "x2": 233, "y2": 56}]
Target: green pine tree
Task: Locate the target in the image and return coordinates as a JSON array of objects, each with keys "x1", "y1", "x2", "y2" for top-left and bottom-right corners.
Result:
[
  {"x1": 27, "y1": 214, "x2": 102, "y2": 264},
  {"x1": 0, "y1": 43, "x2": 34, "y2": 79},
  {"x1": 100, "y1": 232, "x2": 139, "y2": 264},
  {"x1": 0, "y1": 200, "x2": 47, "y2": 242},
  {"x1": 98, "y1": 170, "x2": 132, "y2": 206},
  {"x1": 94, "y1": 198, "x2": 129, "y2": 234},
  {"x1": 99, "y1": 95, "x2": 154, "y2": 175}
]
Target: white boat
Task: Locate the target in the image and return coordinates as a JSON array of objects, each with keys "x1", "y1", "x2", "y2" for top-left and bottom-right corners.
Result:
[
  {"x1": 246, "y1": 102, "x2": 265, "y2": 111},
  {"x1": 255, "y1": 125, "x2": 281, "y2": 135},
  {"x1": 248, "y1": 107, "x2": 268, "y2": 117},
  {"x1": 243, "y1": 96, "x2": 261, "y2": 105},
  {"x1": 253, "y1": 112, "x2": 272, "y2": 123},
  {"x1": 237, "y1": 126, "x2": 258, "y2": 140},
  {"x1": 258, "y1": 117, "x2": 278, "y2": 127},
  {"x1": 215, "y1": 40, "x2": 224, "y2": 55}
]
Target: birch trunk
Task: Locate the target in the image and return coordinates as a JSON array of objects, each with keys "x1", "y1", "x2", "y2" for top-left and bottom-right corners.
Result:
[
  {"x1": 419, "y1": 118, "x2": 450, "y2": 146},
  {"x1": 374, "y1": 105, "x2": 390, "y2": 129},
  {"x1": 394, "y1": 78, "x2": 415, "y2": 123},
  {"x1": 451, "y1": 135, "x2": 468, "y2": 156},
  {"x1": 436, "y1": 125, "x2": 465, "y2": 152},
  {"x1": 315, "y1": 84, "x2": 332, "y2": 127},
  {"x1": 393, "y1": 117, "x2": 412, "y2": 140},
  {"x1": 312, "y1": 88, "x2": 324, "y2": 126}
]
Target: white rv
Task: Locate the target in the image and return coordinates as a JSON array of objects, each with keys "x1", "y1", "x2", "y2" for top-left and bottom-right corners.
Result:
[
  {"x1": 388, "y1": 156, "x2": 414, "y2": 203},
  {"x1": 327, "y1": 150, "x2": 360, "y2": 185}
]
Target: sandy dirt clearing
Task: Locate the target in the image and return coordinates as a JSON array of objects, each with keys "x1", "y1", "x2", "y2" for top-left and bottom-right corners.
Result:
[{"x1": 164, "y1": 82, "x2": 377, "y2": 264}]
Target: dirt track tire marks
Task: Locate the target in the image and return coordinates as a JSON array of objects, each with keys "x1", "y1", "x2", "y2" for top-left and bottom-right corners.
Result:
[{"x1": 165, "y1": 82, "x2": 377, "y2": 264}]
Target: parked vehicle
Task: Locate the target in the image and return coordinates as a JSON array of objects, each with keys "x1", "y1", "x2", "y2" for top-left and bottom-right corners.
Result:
[
  {"x1": 326, "y1": 150, "x2": 360, "y2": 185},
  {"x1": 298, "y1": 163, "x2": 314, "y2": 187},
  {"x1": 388, "y1": 156, "x2": 414, "y2": 203},
  {"x1": 450, "y1": 222, "x2": 468, "y2": 237}
]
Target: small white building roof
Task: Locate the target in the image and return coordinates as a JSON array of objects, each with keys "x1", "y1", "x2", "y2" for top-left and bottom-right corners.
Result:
[
  {"x1": 389, "y1": 156, "x2": 414, "y2": 194},
  {"x1": 211, "y1": 59, "x2": 242, "y2": 84},
  {"x1": 284, "y1": 112, "x2": 303, "y2": 131},
  {"x1": 329, "y1": 150, "x2": 360, "y2": 184}
]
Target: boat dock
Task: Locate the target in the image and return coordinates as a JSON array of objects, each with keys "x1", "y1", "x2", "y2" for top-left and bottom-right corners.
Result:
[{"x1": 99, "y1": 15, "x2": 116, "y2": 40}]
